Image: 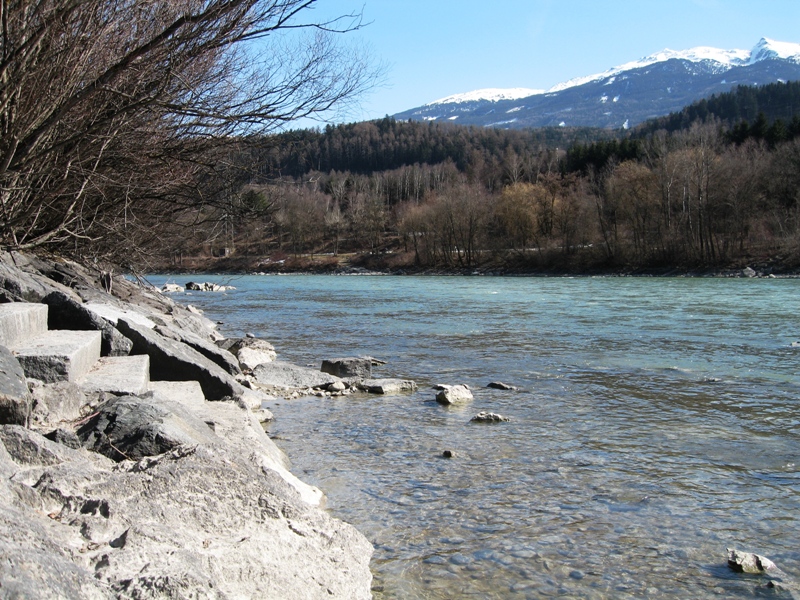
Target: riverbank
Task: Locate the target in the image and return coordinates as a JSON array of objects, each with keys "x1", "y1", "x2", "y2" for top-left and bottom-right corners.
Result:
[
  {"x1": 149, "y1": 249, "x2": 800, "y2": 279},
  {"x1": 0, "y1": 251, "x2": 373, "y2": 598}
]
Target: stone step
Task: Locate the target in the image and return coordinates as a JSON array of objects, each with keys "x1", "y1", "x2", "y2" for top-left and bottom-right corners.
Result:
[
  {"x1": 80, "y1": 355, "x2": 150, "y2": 396},
  {"x1": 149, "y1": 380, "x2": 205, "y2": 406},
  {"x1": 13, "y1": 330, "x2": 101, "y2": 383},
  {"x1": 0, "y1": 303, "x2": 48, "y2": 347}
]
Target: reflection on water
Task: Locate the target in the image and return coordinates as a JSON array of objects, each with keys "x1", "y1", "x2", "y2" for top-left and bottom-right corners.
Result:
[{"x1": 149, "y1": 275, "x2": 800, "y2": 598}]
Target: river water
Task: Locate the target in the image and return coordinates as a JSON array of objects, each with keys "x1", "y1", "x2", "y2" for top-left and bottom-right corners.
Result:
[{"x1": 148, "y1": 274, "x2": 800, "y2": 599}]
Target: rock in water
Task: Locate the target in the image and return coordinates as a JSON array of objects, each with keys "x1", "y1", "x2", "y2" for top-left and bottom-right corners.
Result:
[
  {"x1": 436, "y1": 384, "x2": 473, "y2": 405},
  {"x1": 470, "y1": 411, "x2": 510, "y2": 423},
  {"x1": 321, "y1": 357, "x2": 372, "y2": 379},
  {"x1": 487, "y1": 381, "x2": 517, "y2": 391},
  {"x1": 253, "y1": 361, "x2": 341, "y2": 390},
  {"x1": 727, "y1": 548, "x2": 777, "y2": 574},
  {"x1": 358, "y1": 379, "x2": 417, "y2": 395}
]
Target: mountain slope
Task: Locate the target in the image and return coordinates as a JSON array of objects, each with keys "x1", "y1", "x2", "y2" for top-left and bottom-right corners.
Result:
[{"x1": 394, "y1": 38, "x2": 800, "y2": 130}]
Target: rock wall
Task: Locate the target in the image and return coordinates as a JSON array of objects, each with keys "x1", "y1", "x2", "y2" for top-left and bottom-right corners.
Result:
[{"x1": 0, "y1": 253, "x2": 373, "y2": 599}]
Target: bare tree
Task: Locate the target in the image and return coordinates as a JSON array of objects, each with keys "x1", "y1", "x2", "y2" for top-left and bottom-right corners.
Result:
[{"x1": 0, "y1": 0, "x2": 378, "y2": 258}]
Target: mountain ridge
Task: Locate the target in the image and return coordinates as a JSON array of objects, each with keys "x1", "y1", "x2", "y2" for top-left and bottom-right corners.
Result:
[{"x1": 396, "y1": 38, "x2": 800, "y2": 130}]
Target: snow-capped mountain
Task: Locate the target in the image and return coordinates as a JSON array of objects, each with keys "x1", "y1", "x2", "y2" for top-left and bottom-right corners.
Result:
[{"x1": 394, "y1": 38, "x2": 800, "y2": 130}]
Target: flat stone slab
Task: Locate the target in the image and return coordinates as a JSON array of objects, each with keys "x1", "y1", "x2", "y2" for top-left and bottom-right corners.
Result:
[
  {"x1": 80, "y1": 355, "x2": 150, "y2": 396},
  {"x1": 253, "y1": 361, "x2": 341, "y2": 390},
  {"x1": 149, "y1": 380, "x2": 205, "y2": 406},
  {"x1": 84, "y1": 302, "x2": 156, "y2": 329},
  {"x1": 0, "y1": 303, "x2": 47, "y2": 347},
  {"x1": 13, "y1": 330, "x2": 101, "y2": 383}
]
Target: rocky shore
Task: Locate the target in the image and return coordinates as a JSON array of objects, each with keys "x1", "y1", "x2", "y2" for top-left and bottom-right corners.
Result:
[{"x1": 0, "y1": 252, "x2": 374, "y2": 599}]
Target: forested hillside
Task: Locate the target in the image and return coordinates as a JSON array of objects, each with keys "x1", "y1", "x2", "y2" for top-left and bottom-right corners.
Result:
[{"x1": 162, "y1": 81, "x2": 800, "y2": 274}]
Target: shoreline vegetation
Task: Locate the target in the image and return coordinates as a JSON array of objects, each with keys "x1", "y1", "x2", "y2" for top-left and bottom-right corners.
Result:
[{"x1": 149, "y1": 251, "x2": 800, "y2": 279}]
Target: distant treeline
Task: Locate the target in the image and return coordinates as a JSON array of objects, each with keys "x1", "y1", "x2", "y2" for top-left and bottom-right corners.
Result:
[
  {"x1": 247, "y1": 118, "x2": 610, "y2": 182},
  {"x1": 169, "y1": 80, "x2": 800, "y2": 273}
]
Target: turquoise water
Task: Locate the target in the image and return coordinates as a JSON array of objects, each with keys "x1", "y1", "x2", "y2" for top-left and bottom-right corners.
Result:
[{"x1": 149, "y1": 275, "x2": 800, "y2": 598}]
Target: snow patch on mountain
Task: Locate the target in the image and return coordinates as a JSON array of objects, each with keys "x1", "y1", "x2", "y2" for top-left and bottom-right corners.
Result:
[
  {"x1": 428, "y1": 88, "x2": 544, "y2": 105},
  {"x1": 424, "y1": 38, "x2": 800, "y2": 108}
]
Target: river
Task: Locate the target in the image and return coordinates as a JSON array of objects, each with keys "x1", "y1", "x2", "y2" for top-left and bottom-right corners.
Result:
[{"x1": 148, "y1": 274, "x2": 800, "y2": 599}]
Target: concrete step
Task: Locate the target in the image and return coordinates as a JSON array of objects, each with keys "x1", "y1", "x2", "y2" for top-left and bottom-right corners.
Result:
[
  {"x1": 0, "y1": 303, "x2": 48, "y2": 347},
  {"x1": 80, "y1": 355, "x2": 150, "y2": 396},
  {"x1": 149, "y1": 380, "x2": 205, "y2": 406},
  {"x1": 13, "y1": 330, "x2": 101, "y2": 383}
]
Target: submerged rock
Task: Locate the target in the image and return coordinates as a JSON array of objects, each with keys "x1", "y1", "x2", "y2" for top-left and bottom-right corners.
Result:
[
  {"x1": 358, "y1": 378, "x2": 417, "y2": 395},
  {"x1": 487, "y1": 381, "x2": 517, "y2": 391},
  {"x1": 470, "y1": 411, "x2": 510, "y2": 423}
]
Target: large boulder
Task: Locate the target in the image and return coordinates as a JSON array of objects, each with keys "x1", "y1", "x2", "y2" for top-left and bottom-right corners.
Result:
[
  {"x1": 0, "y1": 345, "x2": 31, "y2": 425},
  {"x1": 321, "y1": 357, "x2": 372, "y2": 379},
  {"x1": 253, "y1": 361, "x2": 341, "y2": 390},
  {"x1": 76, "y1": 396, "x2": 221, "y2": 461},
  {"x1": 116, "y1": 318, "x2": 244, "y2": 400},
  {"x1": 43, "y1": 291, "x2": 133, "y2": 357}
]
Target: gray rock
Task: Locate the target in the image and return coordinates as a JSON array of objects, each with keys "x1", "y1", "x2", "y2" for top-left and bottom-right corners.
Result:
[
  {"x1": 470, "y1": 411, "x2": 510, "y2": 423},
  {"x1": 0, "y1": 424, "x2": 71, "y2": 466},
  {"x1": 742, "y1": 267, "x2": 757, "y2": 278},
  {"x1": 436, "y1": 384, "x2": 474, "y2": 405},
  {"x1": 253, "y1": 361, "x2": 341, "y2": 390},
  {"x1": 185, "y1": 281, "x2": 236, "y2": 292},
  {"x1": 228, "y1": 337, "x2": 278, "y2": 370},
  {"x1": 155, "y1": 323, "x2": 241, "y2": 375},
  {"x1": 727, "y1": 548, "x2": 777, "y2": 574},
  {"x1": 116, "y1": 318, "x2": 244, "y2": 401},
  {"x1": 0, "y1": 425, "x2": 373, "y2": 599},
  {"x1": 14, "y1": 329, "x2": 101, "y2": 383},
  {"x1": 321, "y1": 357, "x2": 372, "y2": 379},
  {"x1": 161, "y1": 283, "x2": 184, "y2": 293},
  {"x1": 43, "y1": 291, "x2": 133, "y2": 357},
  {"x1": 44, "y1": 427, "x2": 82, "y2": 449},
  {"x1": 0, "y1": 505, "x2": 107, "y2": 599},
  {"x1": 487, "y1": 381, "x2": 517, "y2": 391},
  {"x1": 28, "y1": 380, "x2": 87, "y2": 428},
  {"x1": 359, "y1": 378, "x2": 418, "y2": 395},
  {"x1": 328, "y1": 381, "x2": 347, "y2": 393},
  {"x1": 77, "y1": 396, "x2": 221, "y2": 461},
  {"x1": 0, "y1": 252, "x2": 82, "y2": 303},
  {"x1": 0, "y1": 345, "x2": 30, "y2": 425}
]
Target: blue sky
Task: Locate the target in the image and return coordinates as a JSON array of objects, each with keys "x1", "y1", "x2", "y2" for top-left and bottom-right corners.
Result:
[{"x1": 306, "y1": 0, "x2": 800, "y2": 124}]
